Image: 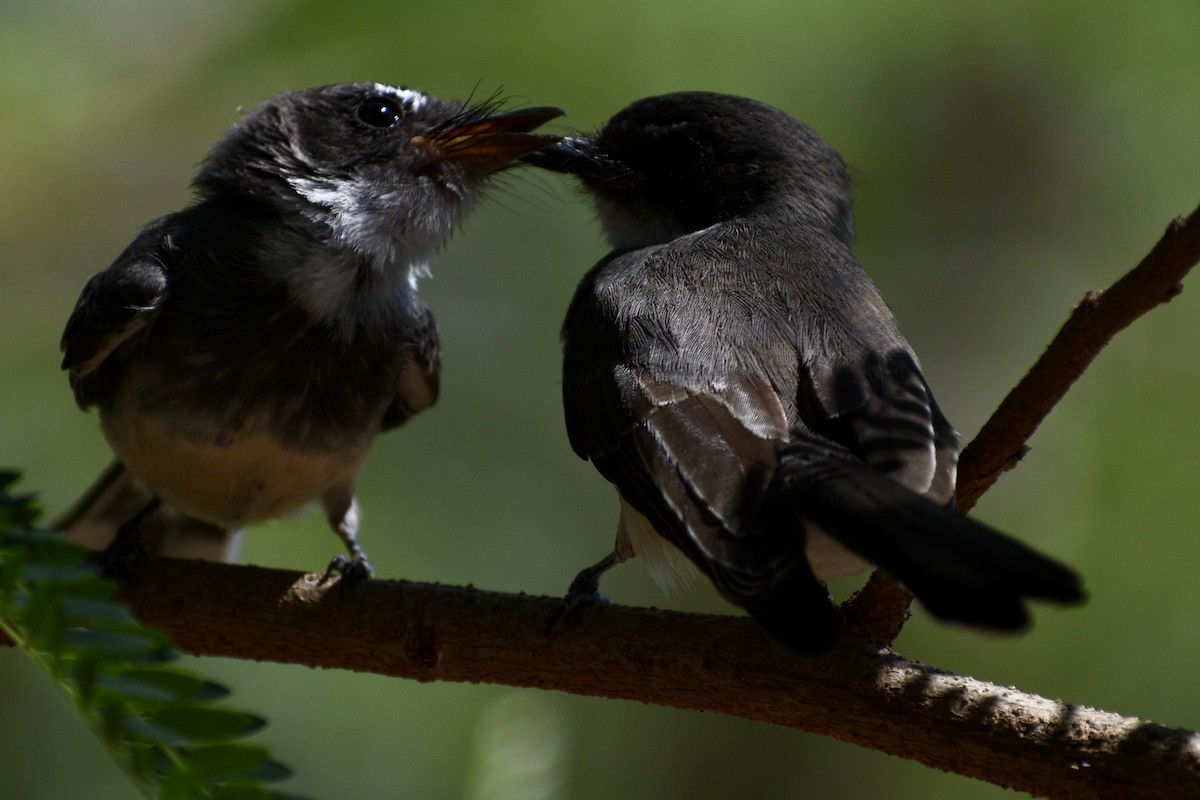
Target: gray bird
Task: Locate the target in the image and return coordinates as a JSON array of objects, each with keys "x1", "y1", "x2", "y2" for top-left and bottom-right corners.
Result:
[
  {"x1": 527, "y1": 91, "x2": 1083, "y2": 655},
  {"x1": 57, "y1": 82, "x2": 561, "y2": 581}
]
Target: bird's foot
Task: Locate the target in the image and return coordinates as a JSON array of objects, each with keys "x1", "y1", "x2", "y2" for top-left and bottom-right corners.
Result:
[
  {"x1": 545, "y1": 569, "x2": 611, "y2": 635},
  {"x1": 96, "y1": 530, "x2": 148, "y2": 581},
  {"x1": 97, "y1": 498, "x2": 160, "y2": 581},
  {"x1": 324, "y1": 553, "x2": 374, "y2": 592}
]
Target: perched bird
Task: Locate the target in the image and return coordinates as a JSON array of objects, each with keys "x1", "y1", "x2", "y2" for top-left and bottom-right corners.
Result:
[
  {"x1": 526, "y1": 91, "x2": 1083, "y2": 655},
  {"x1": 57, "y1": 82, "x2": 561, "y2": 581}
]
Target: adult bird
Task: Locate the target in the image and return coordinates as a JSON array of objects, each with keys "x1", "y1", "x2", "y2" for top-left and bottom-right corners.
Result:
[{"x1": 527, "y1": 91, "x2": 1082, "y2": 655}]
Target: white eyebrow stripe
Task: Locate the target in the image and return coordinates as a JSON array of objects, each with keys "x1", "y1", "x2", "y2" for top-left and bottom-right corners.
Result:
[{"x1": 372, "y1": 83, "x2": 428, "y2": 112}]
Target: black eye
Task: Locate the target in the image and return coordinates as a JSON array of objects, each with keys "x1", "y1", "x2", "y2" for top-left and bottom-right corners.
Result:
[{"x1": 356, "y1": 96, "x2": 403, "y2": 128}]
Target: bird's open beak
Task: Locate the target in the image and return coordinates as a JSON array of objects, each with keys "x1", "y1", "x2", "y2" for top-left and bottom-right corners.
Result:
[{"x1": 416, "y1": 106, "x2": 564, "y2": 170}]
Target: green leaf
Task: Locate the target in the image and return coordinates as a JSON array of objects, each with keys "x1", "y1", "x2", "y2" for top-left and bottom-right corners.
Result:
[
  {"x1": 0, "y1": 493, "x2": 41, "y2": 527},
  {"x1": 99, "y1": 668, "x2": 230, "y2": 704},
  {"x1": 20, "y1": 561, "x2": 100, "y2": 582},
  {"x1": 59, "y1": 597, "x2": 139, "y2": 627},
  {"x1": 131, "y1": 707, "x2": 266, "y2": 747},
  {"x1": 209, "y1": 785, "x2": 313, "y2": 800},
  {"x1": 157, "y1": 766, "x2": 211, "y2": 800},
  {"x1": 0, "y1": 469, "x2": 23, "y2": 490},
  {"x1": 185, "y1": 743, "x2": 273, "y2": 777},
  {"x1": 170, "y1": 744, "x2": 291, "y2": 783},
  {"x1": 3, "y1": 528, "x2": 66, "y2": 547},
  {"x1": 62, "y1": 627, "x2": 178, "y2": 662},
  {"x1": 121, "y1": 741, "x2": 170, "y2": 784},
  {"x1": 209, "y1": 785, "x2": 290, "y2": 800},
  {"x1": 235, "y1": 759, "x2": 295, "y2": 784}
]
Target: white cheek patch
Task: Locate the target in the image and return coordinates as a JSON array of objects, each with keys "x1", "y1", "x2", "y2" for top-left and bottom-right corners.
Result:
[
  {"x1": 372, "y1": 83, "x2": 428, "y2": 113},
  {"x1": 407, "y1": 261, "x2": 431, "y2": 291},
  {"x1": 288, "y1": 176, "x2": 378, "y2": 253},
  {"x1": 289, "y1": 175, "x2": 386, "y2": 256},
  {"x1": 289, "y1": 176, "x2": 353, "y2": 215},
  {"x1": 288, "y1": 174, "x2": 459, "y2": 264},
  {"x1": 283, "y1": 173, "x2": 456, "y2": 336}
]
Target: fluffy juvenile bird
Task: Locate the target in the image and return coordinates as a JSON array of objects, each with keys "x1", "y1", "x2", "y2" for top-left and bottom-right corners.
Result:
[
  {"x1": 527, "y1": 91, "x2": 1083, "y2": 655},
  {"x1": 58, "y1": 82, "x2": 561, "y2": 581}
]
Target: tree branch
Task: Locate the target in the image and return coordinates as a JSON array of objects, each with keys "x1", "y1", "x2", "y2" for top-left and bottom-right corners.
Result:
[
  {"x1": 85, "y1": 558, "x2": 1193, "y2": 799},
  {"x1": 847, "y1": 203, "x2": 1200, "y2": 638},
  {"x1": 958, "y1": 206, "x2": 1200, "y2": 509}
]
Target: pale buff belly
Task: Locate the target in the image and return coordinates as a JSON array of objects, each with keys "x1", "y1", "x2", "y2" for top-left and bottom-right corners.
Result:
[{"x1": 101, "y1": 409, "x2": 372, "y2": 529}]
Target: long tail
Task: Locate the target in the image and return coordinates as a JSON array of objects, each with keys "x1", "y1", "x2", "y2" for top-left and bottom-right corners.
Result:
[
  {"x1": 770, "y1": 438, "x2": 1084, "y2": 633},
  {"x1": 53, "y1": 460, "x2": 240, "y2": 562}
]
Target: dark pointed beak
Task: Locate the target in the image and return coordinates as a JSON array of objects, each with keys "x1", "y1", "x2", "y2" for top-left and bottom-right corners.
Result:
[
  {"x1": 520, "y1": 136, "x2": 623, "y2": 179},
  {"x1": 416, "y1": 107, "x2": 565, "y2": 169}
]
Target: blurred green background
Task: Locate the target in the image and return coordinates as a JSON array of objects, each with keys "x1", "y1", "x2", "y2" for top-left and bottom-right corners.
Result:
[{"x1": 3, "y1": 1, "x2": 1199, "y2": 798}]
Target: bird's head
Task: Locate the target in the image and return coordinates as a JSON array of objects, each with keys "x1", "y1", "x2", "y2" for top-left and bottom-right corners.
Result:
[
  {"x1": 525, "y1": 91, "x2": 853, "y2": 249},
  {"x1": 197, "y1": 82, "x2": 563, "y2": 266}
]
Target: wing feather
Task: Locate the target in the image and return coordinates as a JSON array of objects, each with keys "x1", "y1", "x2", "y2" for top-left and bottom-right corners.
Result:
[{"x1": 61, "y1": 226, "x2": 171, "y2": 409}]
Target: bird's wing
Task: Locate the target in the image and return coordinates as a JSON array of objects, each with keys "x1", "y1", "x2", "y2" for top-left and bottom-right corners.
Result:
[
  {"x1": 58, "y1": 219, "x2": 241, "y2": 561},
  {"x1": 382, "y1": 303, "x2": 441, "y2": 430},
  {"x1": 561, "y1": 248, "x2": 819, "y2": 601},
  {"x1": 60, "y1": 225, "x2": 170, "y2": 410},
  {"x1": 564, "y1": 347, "x2": 847, "y2": 653},
  {"x1": 593, "y1": 367, "x2": 791, "y2": 565},
  {"x1": 801, "y1": 340, "x2": 960, "y2": 504}
]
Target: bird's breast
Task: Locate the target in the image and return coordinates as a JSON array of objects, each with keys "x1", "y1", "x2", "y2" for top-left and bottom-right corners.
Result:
[{"x1": 100, "y1": 389, "x2": 373, "y2": 528}]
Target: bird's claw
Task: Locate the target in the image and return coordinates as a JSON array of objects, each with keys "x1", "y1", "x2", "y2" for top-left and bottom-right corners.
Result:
[
  {"x1": 324, "y1": 553, "x2": 374, "y2": 592},
  {"x1": 545, "y1": 574, "x2": 610, "y2": 636},
  {"x1": 96, "y1": 533, "x2": 148, "y2": 581},
  {"x1": 96, "y1": 497, "x2": 160, "y2": 581}
]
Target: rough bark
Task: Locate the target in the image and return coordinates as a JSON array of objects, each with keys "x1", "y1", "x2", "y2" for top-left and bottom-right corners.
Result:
[{"x1": 106, "y1": 558, "x2": 1200, "y2": 800}]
